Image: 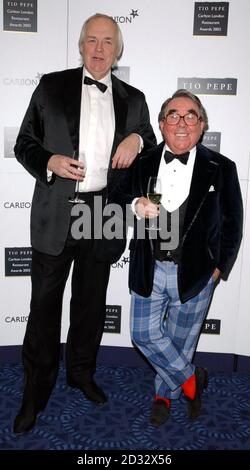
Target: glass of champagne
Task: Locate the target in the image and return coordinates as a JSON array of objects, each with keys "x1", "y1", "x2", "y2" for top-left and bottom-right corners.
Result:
[
  {"x1": 146, "y1": 176, "x2": 162, "y2": 230},
  {"x1": 68, "y1": 150, "x2": 85, "y2": 204}
]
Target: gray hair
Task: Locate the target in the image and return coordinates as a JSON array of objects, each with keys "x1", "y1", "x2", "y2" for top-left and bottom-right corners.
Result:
[
  {"x1": 78, "y1": 13, "x2": 124, "y2": 68},
  {"x1": 158, "y1": 89, "x2": 209, "y2": 131}
]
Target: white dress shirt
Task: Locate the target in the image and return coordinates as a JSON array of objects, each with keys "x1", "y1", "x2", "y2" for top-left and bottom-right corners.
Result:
[
  {"x1": 158, "y1": 145, "x2": 196, "y2": 212},
  {"x1": 47, "y1": 69, "x2": 144, "y2": 186},
  {"x1": 132, "y1": 145, "x2": 196, "y2": 216},
  {"x1": 78, "y1": 70, "x2": 115, "y2": 192}
]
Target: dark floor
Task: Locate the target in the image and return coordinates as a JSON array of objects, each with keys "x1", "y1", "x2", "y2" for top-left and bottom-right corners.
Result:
[{"x1": 0, "y1": 362, "x2": 250, "y2": 454}]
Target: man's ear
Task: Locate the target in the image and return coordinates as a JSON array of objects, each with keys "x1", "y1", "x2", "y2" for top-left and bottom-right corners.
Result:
[
  {"x1": 159, "y1": 119, "x2": 164, "y2": 135},
  {"x1": 200, "y1": 120, "x2": 205, "y2": 134}
]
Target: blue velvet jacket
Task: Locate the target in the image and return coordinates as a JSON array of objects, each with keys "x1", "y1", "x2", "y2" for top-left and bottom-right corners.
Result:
[{"x1": 109, "y1": 142, "x2": 243, "y2": 303}]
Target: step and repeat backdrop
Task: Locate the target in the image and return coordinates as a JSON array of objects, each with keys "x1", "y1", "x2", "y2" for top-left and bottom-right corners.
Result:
[{"x1": 1, "y1": 0, "x2": 250, "y2": 357}]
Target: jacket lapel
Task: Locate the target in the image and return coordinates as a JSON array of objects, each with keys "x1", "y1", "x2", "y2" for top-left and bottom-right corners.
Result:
[
  {"x1": 183, "y1": 144, "x2": 219, "y2": 237},
  {"x1": 139, "y1": 143, "x2": 164, "y2": 195},
  {"x1": 63, "y1": 67, "x2": 82, "y2": 151},
  {"x1": 110, "y1": 74, "x2": 128, "y2": 157},
  {"x1": 63, "y1": 70, "x2": 125, "y2": 158}
]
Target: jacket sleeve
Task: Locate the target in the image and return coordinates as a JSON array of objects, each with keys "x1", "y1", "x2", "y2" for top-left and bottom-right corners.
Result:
[
  {"x1": 218, "y1": 160, "x2": 243, "y2": 274},
  {"x1": 136, "y1": 96, "x2": 156, "y2": 151},
  {"x1": 108, "y1": 156, "x2": 143, "y2": 204},
  {"x1": 119, "y1": 83, "x2": 156, "y2": 151},
  {"x1": 14, "y1": 76, "x2": 53, "y2": 184}
]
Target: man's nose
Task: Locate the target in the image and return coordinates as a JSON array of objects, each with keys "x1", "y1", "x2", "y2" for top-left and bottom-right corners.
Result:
[
  {"x1": 179, "y1": 116, "x2": 187, "y2": 126},
  {"x1": 95, "y1": 41, "x2": 103, "y2": 51}
]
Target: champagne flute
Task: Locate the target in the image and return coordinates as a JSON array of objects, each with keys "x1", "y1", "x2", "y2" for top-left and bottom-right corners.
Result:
[
  {"x1": 68, "y1": 150, "x2": 85, "y2": 203},
  {"x1": 146, "y1": 176, "x2": 162, "y2": 230}
]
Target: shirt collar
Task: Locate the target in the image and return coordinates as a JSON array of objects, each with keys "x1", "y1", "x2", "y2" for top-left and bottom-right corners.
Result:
[
  {"x1": 162, "y1": 144, "x2": 197, "y2": 163},
  {"x1": 83, "y1": 68, "x2": 112, "y2": 89}
]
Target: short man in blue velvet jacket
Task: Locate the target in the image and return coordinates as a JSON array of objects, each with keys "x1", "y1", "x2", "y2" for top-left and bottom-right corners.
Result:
[{"x1": 110, "y1": 89, "x2": 243, "y2": 426}]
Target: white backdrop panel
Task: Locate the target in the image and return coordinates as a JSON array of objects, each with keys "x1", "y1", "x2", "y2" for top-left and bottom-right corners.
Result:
[{"x1": 235, "y1": 156, "x2": 250, "y2": 356}]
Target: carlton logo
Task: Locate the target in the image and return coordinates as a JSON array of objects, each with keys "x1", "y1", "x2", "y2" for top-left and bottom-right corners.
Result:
[
  {"x1": 112, "y1": 9, "x2": 139, "y2": 23},
  {"x1": 4, "y1": 201, "x2": 31, "y2": 209},
  {"x1": 2, "y1": 72, "x2": 43, "y2": 87},
  {"x1": 112, "y1": 255, "x2": 129, "y2": 269},
  {"x1": 5, "y1": 316, "x2": 28, "y2": 323}
]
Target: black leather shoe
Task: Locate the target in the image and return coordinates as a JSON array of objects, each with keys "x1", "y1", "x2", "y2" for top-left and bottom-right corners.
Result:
[
  {"x1": 186, "y1": 367, "x2": 208, "y2": 420},
  {"x1": 13, "y1": 403, "x2": 38, "y2": 434},
  {"x1": 149, "y1": 399, "x2": 170, "y2": 427},
  {"x1": 67, "y1": 379, "x2": 107, "y2": 404}
]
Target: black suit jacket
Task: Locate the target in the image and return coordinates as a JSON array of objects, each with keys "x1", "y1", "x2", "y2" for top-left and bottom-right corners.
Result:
[
  {"x1": 109, "y1": 142, "x2": 243, "y2": 302},
  {"x1": 14, "y1": 67, "x2": 156, "y2": 256}
]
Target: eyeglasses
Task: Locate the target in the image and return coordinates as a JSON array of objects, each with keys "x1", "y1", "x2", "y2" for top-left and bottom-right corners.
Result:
[{"x1": 164, "y1": 112, "x2": 202, "y2": 126}]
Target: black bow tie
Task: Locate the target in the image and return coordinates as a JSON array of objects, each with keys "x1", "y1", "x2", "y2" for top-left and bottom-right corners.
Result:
[
  {"x1": 164, "y1": 150, "x2": 190, "y2": 165},
  {"x1": 84, "y1": 76, "x2": 107, "y2": 93}
]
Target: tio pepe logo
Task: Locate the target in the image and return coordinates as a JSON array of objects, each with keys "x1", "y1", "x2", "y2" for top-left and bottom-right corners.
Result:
[
  {"x1": 202, "y1": 319, "x2": 221, "y2": 334},
  {"x1": 177, "y1": 77, "x2": 237, "y2": 95}
]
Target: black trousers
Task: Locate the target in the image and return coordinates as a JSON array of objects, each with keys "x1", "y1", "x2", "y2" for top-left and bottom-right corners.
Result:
[{"x1": 21, "y1": 200, "x2": 110, "y2": 410}]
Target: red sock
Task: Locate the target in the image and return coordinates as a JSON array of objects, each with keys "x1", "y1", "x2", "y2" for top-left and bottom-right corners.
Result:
[
  {"x1": 181, "y1": 374, "x2": 196, "y2": 400},
  {"x1": 155, "y1": 395, "x2": 171, "y2": 408}
]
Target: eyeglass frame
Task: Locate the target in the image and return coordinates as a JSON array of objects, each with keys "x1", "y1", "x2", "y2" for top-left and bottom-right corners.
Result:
[{"x1": 163, "y1": 112, "x2": 202, "y2": 126}]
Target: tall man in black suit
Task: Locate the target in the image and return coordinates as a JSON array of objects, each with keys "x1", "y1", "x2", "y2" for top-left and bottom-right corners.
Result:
[
  {"x1": 13, "y1": 13, "x2": 156, "y2": 434},
  {"x1": 109, "y1": 89, "x2": 243, "y2": 427}
]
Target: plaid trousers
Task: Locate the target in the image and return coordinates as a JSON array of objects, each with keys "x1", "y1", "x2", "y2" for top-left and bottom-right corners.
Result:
[{"x1": 130, "y1": 260, "x2": 214, "y2": 399}]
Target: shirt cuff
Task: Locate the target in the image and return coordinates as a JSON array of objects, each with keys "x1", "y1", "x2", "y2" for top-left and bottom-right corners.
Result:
[
  {"x1": 134, "y1": 134, "x2": 144, "y2": 153},
  {"x1": 131, "y1": 197, "x2": 141, "y2": 219},
  {"x1": 47, "y1": 169, "x2": 53, "y2": 182}
]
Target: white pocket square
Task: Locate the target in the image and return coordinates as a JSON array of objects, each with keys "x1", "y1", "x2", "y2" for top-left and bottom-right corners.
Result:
[{"x1": 209, "y1": 185, "x2": 215, "y2": 192}]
